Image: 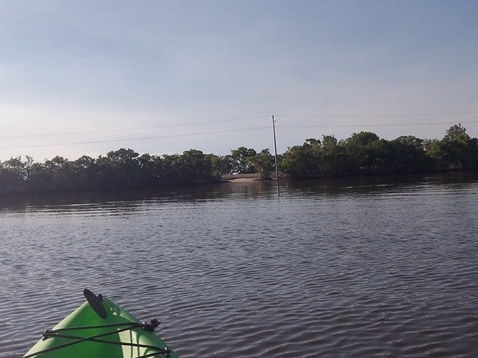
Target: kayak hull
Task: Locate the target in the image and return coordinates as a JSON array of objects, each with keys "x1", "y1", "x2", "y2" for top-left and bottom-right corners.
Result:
[{"x1": 23, "y1": 293, "x2": 178, "y2": 358}]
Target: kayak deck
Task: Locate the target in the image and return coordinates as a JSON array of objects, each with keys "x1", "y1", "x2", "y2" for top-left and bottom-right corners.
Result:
[{"x1": 23, "y1": 289, "x2": 178, "y2": 358}]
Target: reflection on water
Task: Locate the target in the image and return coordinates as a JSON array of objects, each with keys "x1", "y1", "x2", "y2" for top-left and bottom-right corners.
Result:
[{"x1": 1, "y1": 173, "x2": 478, "y2": 357}]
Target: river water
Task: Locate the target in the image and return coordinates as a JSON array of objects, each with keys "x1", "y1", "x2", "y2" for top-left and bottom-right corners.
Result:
[{"x1": 1, "y1": 173, "x2": 478, "y2": 357}]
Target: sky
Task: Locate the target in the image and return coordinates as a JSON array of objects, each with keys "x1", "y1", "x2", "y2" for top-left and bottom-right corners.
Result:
[{"x1": 1, "y1": 0, "x2": 478, "y2": 162}]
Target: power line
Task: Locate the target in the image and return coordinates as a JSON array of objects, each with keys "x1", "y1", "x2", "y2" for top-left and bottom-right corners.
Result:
[
  {"x1": 0, "y1": 126, "x2": 270, "y2": 150},
  {"x1": 278, "y1": 111, "x2": 478, "y2": 118},
  {"x1": 2, "y1": 112, "x2": 476, "y2": 140},
  {"x1": 1, "y1": 111, "x2": 476, "y2": 152},
  {"x1": 278, "y1": 119, "x2": 478, "y2": 129},
  {"x1": 0, "y1": 115, "x2": 270, "y2": 140}
]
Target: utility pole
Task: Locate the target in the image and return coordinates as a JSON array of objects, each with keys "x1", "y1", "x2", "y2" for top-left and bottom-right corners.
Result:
[{"x1": 272, "y1": 115, "x2": 279, "y2": 182}]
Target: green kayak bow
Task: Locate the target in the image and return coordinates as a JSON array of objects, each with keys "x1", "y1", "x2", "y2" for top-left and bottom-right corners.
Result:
[{"x1": 23, "y1": 289, "x2": 178, "y2": 358}]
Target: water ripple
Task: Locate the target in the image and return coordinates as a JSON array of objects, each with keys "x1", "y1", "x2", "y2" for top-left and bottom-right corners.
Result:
[{"x1": 1, "y1": 178, "x2": 478, "y2": 357}]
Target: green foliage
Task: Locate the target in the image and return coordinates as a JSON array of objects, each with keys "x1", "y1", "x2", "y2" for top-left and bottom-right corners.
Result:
[
  {"x1": 390, "y1": 136, "x2": 431, "y2": 172},
  {"x1": 0, "y1": 148, "x2": 223, "y2": 195},
  {"x1": 230, "y1": 147, "x2": 257, "y2": 174},
  {"x1": 248, "y1": 149, "x2": 274, "y2": 180},
  {"x1": 281, "y1": 139, "x2": 323, "y2": 178},
  {"x1": 280, "y1": 125, "x2": 478, "y2": 178},
  {"x1": 0, "y1": 124, "x2": 477, "y2": 195},
  {"x1": 444, "y1": 123, "x2": 470, "y2": 142},
  {"x1": 0, "y1": 156, "x2": 26, "y2": 192},
  {"x1": 423, "y1": 124, "x2": 477, "y2": 170},
  {"x1": 342, "y1": 132, "x2": 382, "y2": 172},
  {"x1": 320, "y1": 135, "x2": 347, "y2": 175}
]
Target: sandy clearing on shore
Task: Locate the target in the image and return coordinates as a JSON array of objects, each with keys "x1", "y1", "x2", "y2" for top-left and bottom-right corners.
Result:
[{"x1": 222, "y1": 174, "x2": 261, "y2": 183}]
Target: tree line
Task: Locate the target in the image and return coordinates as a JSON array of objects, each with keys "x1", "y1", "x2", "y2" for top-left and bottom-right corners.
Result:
[
  {"x1": 280, "y1": 124, "x2": 478, "y2": 178},
  {"x1": 1, "y1": 124, "x2": 477, "y2": 195}
]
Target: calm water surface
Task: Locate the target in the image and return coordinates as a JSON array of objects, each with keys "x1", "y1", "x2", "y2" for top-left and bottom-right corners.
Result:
[{"x1": 1, "y1": 173, "x2": 478, "y2": 357}]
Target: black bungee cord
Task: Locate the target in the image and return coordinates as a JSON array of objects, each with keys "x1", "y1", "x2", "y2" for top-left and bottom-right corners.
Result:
[{"x1": 23, "y1": 320, "x2": 171, "y2": 358}]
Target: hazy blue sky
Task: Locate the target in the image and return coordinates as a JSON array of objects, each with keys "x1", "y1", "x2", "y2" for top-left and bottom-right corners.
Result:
[{"x1": 1, "y1": 1, "x2": 478, "y2": 161}]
